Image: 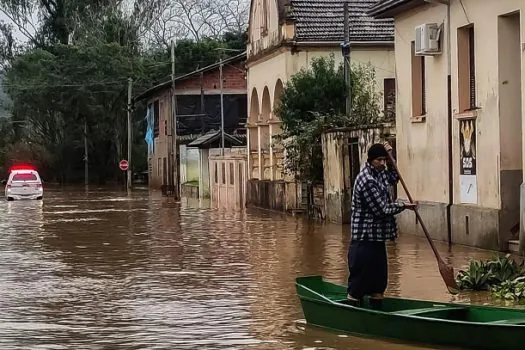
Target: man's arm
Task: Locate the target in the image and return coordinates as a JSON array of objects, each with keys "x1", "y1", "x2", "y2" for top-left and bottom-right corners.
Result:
[
  {"x1": 361, "y1": 179, "x2": 405, "y2": 217},
  {"x1": 385, "y1": 154, "x2": 400, "y2": 185},
  {"x1": 384, "y1": 142, "x2": 399, "y2": 185}
]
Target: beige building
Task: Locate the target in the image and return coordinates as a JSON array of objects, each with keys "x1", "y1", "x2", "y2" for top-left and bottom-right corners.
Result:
[
  {"x1": 246, "y1": 0, "x2": 396, "y2": 183},
  {"x1": 369, "y1": 0, "x2": 525, "y2": 253}
]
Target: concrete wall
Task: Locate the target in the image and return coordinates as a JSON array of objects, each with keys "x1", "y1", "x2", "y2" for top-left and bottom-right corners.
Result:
[
  {"x1": 322, "y1": 125, "x2": 394, "y2": 224},
  {"x1": 392, "y1": 0, "x2": 525, "y2": 251},
  {"x1": 246, "y1": 179, "x2": 301, "y2": 212},
  {"x1": 246, "y1": 179, "x2": 325, "y2": 219}
]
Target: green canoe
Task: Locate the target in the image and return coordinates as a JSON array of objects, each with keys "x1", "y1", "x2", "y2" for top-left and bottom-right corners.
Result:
[{"x1": 296, "y1": 275, "x2": 525, "y2": 350}]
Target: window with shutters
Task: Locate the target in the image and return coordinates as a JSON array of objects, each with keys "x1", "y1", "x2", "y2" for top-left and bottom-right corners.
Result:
[
  {"x1": 458, "y1": 25, "x2": 476, "y2": 112},
  {"x1": 153, "y1": 99, "x2": 160, "y2": 138},
  {"x1": 260, "y1": 0, "x2": 268, "y2": 36},
  {"x1": 230, "y1": 162, "x2": 234, "y2": 185},
  {"x1": 384, "y1": 78, "x2": 396, "y2": 120},
  {"x1": 411, "y1": 42, "x2": 426, "y2": 117}
]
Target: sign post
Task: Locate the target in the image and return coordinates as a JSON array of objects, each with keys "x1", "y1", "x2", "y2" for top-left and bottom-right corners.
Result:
[
  {"x1": 120, "y1": 160, "x2": 129, "y2": 188},
  {"x1": 119, "y1": 160, "x2": 129, "y2": 171}
]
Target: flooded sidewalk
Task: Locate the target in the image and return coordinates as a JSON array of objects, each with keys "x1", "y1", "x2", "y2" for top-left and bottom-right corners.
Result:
[{"x1": 0, "y1": 188, "x2": 516, "y2": 349}]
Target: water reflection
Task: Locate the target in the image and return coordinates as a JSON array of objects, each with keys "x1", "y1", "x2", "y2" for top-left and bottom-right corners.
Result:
[{"x1": 0, "y1": 187, "x2": 517, "y2": 349}]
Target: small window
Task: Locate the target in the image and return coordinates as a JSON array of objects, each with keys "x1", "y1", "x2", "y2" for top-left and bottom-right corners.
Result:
[
  {"x1": 458, "y1": 25, "x2": 476, "y2": 112},
  {"x1": 230, "y1": 162, "x2": 234, "y2": 185},
  {"x1": 384, "y1": 78, "x2": 396, "y2": 120},
  {"x1": 214, "y1": 163, "x2": 218, "y2": 184},
  {"x1": 153, "y1": 100, "x2": 160, "y2": 137},
  {"x1": 348, "y1": 138, "x2": 360, "y2": 188},
  {"x1": 411, "y1": 41, "x2": 426, "y2": 116},
  {"x1": 221, "y1": 163, "x2": 226, "y2": 184},
  {"x1": 261, "y1": 0, "x2": 269, "y2": 35}
]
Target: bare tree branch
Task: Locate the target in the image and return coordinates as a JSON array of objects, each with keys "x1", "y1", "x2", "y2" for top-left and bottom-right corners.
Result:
[{"x1": 144, "y1": 0, "x2": 249, "y2": 47}]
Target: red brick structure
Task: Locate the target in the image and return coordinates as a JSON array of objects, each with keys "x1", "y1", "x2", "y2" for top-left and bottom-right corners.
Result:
[{"x1": 134, "y1": 53, "x2": 247, "y2": 190}]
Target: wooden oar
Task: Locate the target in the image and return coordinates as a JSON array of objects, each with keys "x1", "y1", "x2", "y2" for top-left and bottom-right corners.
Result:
[{"x1": 386, "y1": 151, "x2": 459, "y2": 294}]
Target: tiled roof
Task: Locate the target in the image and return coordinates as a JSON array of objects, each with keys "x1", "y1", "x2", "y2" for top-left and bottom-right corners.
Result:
[{"x1": 289, "y1": 0, "x2": 394, "y2": 43}]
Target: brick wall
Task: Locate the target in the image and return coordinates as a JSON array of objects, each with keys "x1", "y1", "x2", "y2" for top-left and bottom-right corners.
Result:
[{"x1": 175, "y1": 62, "x2": 247, "y2": 91}]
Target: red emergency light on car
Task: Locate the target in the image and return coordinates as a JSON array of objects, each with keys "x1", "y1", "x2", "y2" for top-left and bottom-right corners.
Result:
[{"x1": 8, "y1": 165, "x2": 37, "y2": 173}]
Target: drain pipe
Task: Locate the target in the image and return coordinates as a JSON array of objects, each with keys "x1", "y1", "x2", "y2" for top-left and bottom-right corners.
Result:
[
  {"x1": 445, "y1": 1, "x2": 453, "y2": 248},
  {"x1": 425, "y1": 0, "x2": 452, "y2": 246}
]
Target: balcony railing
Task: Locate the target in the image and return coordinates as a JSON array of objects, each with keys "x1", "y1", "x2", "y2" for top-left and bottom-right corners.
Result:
[{"x1": 248, "y1": 29, "x2": 283, "y2": 58}]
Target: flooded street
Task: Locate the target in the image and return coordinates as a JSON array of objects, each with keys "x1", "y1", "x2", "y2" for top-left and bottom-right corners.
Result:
[{"x1": 0, "y1": 188, "x2": 514, "y2": 349}]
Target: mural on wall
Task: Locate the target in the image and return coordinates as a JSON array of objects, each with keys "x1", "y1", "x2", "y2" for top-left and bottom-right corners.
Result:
[{"x1": 459, "y1": 119, "x2": 477, "y2": 204}]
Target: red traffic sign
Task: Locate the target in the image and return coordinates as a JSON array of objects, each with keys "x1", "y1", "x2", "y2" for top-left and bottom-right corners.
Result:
[{"x1": 119, "y1": 160, "x2": 129, "y2": 171}]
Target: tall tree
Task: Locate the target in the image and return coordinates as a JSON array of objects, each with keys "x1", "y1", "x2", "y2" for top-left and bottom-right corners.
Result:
[{"x1": 275, "y1": 55, "x2": 386, "y2": 184}]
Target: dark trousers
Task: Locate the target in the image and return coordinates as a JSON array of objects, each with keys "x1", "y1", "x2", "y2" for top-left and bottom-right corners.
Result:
[{"x1": 347, "y1": 240, "x2": 388, "y2": 299}]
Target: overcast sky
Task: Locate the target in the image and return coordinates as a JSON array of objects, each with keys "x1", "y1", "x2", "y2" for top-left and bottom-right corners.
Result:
[{"x1": 0, "y1": 9, "x2": 37, "y2": 43}]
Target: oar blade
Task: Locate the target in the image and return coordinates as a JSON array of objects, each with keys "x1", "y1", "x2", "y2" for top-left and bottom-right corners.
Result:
[{"x1": 438, "y1": 259, "x2": 459, "y2": 295}]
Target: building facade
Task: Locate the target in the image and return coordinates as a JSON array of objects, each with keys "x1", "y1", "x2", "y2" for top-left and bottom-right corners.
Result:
[
  {"x1": 134, "y1": 54, "x2": 247, "y2": 190},
  {"x1": 369, "y1": 0, "x2": 525, "y2": 252},
  {"x1": 247, "y1": 0, "x2": 396, "y2": 185}
]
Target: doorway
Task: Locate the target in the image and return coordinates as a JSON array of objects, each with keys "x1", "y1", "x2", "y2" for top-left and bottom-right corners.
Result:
[{"x1": 498, "y1": 12, "x2": 522, "y2": 244}]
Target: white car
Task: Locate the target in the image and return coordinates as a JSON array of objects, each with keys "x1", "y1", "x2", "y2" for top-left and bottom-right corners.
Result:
[{"x1": 5, "y1": 167, "x2": 44, "y2": 201}]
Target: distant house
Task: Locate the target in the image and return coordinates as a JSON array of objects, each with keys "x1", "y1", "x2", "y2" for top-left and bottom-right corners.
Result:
[
  {"x1": 134, "y1": 53, "x2": 247, "y2": 190},
  {"x1": 246, "y1": 0, "x2": 396, "y2": 182}
]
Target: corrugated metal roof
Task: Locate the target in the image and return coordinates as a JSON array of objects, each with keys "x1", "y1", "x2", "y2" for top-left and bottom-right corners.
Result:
[
  {"x1": 186, "y1": 130, "x2": 244, "y2": 147},
  {"x1": 367, "y1": 0, "x2": 423, "y2": 18}
]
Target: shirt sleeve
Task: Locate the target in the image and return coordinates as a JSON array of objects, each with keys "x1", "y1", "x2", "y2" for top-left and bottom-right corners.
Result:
[
  {"x1": 362, "y1": 179, "x2": 405, "y2": 217},
  {"x1": 384, "y1": 152, "x2": 400, "y2": 185},
  {"x1": 386, "y1": 167, "x2": 400, "y2": 185}
]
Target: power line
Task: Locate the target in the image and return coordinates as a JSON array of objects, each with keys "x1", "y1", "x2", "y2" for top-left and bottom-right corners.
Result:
[{"x1": 0, "y1": 80, "x2": 130, "y2": 89}]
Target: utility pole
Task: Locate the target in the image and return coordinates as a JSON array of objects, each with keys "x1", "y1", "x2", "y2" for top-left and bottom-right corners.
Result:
[
  {"x1": 219, "y1": 55, "x2": 225, "y2": 156},
  {"x1": 213, "y1": 47, "x2": 244, "y2": 154},
  {"x1": 171, "y1": 40, "x2": 180, "y2": 199},
  {"x1": 84, "y1": 118, "x2": 88, "y2": 186},
  {"x1": 127, "y1": 77, "x2": 133, "y2": 190},
  {"x1": 342, "y1": 1, "x2": 351, "y2": 116}
]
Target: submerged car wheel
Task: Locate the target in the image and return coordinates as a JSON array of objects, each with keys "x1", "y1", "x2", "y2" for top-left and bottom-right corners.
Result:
[
  {"x1": 36, "y1": 196, "x2": 42, "y2": 200},
  {"x1": 7, "y1": 197, "x2": 14, "y2": 201}
]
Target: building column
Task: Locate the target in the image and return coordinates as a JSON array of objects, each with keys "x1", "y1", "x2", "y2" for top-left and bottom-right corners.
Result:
[
  {"x1": 258, "y1": 125, "x2": 262, "y2": 179},
  {"x1": 246, "y1": 128, "x2": 251, "y2": 179},
  {"x1": 269, "y1": 123, "x2": 274, "y2": 181}
]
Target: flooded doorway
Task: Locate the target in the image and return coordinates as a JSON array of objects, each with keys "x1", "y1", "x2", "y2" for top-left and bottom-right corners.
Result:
[{"x1": 498, "y1": 11, "x2": 522, "y2": 248}]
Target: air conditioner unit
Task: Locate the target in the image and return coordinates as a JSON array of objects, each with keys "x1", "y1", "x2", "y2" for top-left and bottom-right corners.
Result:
[{"x1": 415, "y1": 23, "x2": 442, "y2": 56}]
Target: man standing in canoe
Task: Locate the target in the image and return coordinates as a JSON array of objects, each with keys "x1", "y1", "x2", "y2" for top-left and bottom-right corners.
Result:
[{"x1": 347, "y1": 142, "x2": 417, "y2": 309}]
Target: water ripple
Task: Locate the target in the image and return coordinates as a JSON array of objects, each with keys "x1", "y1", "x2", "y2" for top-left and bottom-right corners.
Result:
[{"x1": 0, "y1": 188, "x2": 509, "y2": 349}]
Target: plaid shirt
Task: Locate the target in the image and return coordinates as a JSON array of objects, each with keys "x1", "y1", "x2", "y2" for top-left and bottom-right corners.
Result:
[{"x1": 351, "y1": 161, "x2": 404, "y2": 242}]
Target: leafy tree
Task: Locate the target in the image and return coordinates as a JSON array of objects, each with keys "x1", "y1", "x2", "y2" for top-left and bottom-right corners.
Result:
[
  {"x1": 0, "y1": 0, "x2": 247, "y2": 184},
  {"x1": 275, "y1": 54, "x2": 387, "y2": 184}
]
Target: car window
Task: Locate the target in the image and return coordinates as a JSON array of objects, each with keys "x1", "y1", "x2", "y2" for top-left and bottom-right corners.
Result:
[{"x1": 12, "y1": 173, "x2": 38, "y2": 181}]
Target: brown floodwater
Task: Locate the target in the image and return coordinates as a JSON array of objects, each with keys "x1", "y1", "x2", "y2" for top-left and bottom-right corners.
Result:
[{"x1": 0, "y1": 187, "x2": 520, "y2": 349}]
